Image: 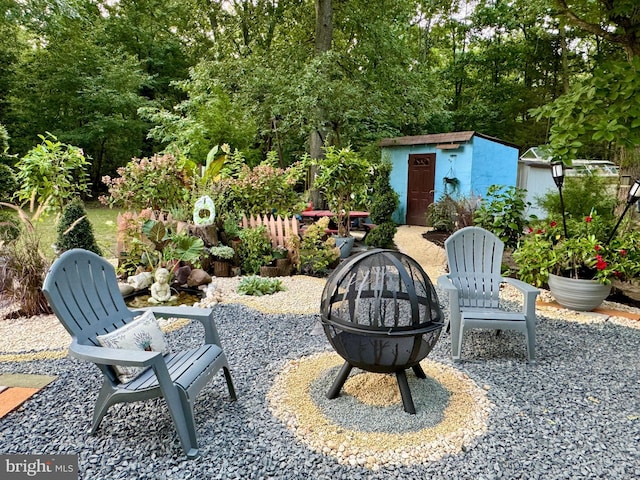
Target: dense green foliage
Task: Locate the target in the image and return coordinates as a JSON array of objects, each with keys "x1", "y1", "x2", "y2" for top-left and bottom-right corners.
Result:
[
  {"x1": 312, "y1": 146, "x2": 371, "y2": 236},
  {"x1": 297, "y1": 217, "x2": 340, "y2": 276},
  {"x1": 238, "y1": 226, "x2": 274, "y2": 275},
  {"x1": 536, "y1": 174, "x2": 617, "y2": 221},
  {"x1": 3, "y1": 0, "x2": 637, "y2": 189},
  {"x1": 101, "y1": 154, "x2": 193, "y2": 212},
  {"x1": 15, "y1": 134, "x2": 91, "y2": 215},
  {"x1": 473, "y1": 185, "x2": 531, "y2": 249},
  {"x1": 365, "y1": 160, "x2": 398, "y2": 248}
]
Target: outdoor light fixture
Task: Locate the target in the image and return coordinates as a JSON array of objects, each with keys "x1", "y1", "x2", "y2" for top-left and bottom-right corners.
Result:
[
  {"x1": 551, "y1": 161, "x2": 565, "y2": 188},
  {"x1": 551, "y1": 161, "x2": 569, "y2": 237},
  {"x1": 606, "y1": 178, "x2": 640, "y2": 245}
]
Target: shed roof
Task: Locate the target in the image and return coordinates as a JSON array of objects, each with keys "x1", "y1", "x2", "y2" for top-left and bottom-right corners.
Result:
[{"x1": 379, "y1": 131, "x2": 518, "y2": 149}]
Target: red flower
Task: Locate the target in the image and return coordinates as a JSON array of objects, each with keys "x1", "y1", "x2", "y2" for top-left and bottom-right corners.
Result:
[
  {"x1": 550, "y1": 221, "x2": 557, "y2": 227},
  {"x1": 619, "y1": 249, "x2": 627, "y2": 256},
  {"x1": 585, "y1": 216, "x2": 592, "y2": 223},
  {"x1": 536, "y1": 229, "x2": 544, "y2": 234},
  {"x1": 527, "y1": 227, "x2": 534, "y2": 233},
  {"x1": 595, "y1": 255, "x2": 608, "y2": 270},
  {"x1": 594, "y1": 245, "x2": 601, "y2": 251}
]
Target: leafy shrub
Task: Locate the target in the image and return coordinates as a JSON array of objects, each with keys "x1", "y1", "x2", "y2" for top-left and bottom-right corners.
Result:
[
  {"x1": 101, "y1": 153, "x2": 192, "y2": 212},
  {"x1": 0, "y1": 164, "x2": 17, "y2": 202},
  {"x1": 368, "y1": 161, "x2": 399, "y2": 223},
  {"x1": 56, "y1": 198, "x2": 101, "y2": 255},
  {"x1": 213, "y1": 162, "x2": 305, "y2": 219},
  {"x1": 364, "y1": 223, "x2": 397, "y2": 249},
  {"x1": 426, "y1": 194, "x2": 480, "y2": 233},
  {"x1": 366, "y1": 160, "x2": 398, "y2": 249},
  {"x1": 313, "y1": 146, "x2": 371, "y2": 236},
  {"x1": 473, "y1": 185, "x2": 530, "y2": 249},
  {"x1": 209, "y1": 245, "x2": 235, "y2": 260},
  {"x1": 237, "y1": 276, "x2": 285, "y2": 296},
  {"x1": 298, "y1": 217, "x2": 340, "y2": 276},
  {"x1": 0, "y1": 210, "x2": 20, "y2": 243},
  {"x1": 238, "y1": 226, "x2": 273, "y2": 274},
  {"x1": 15, "y1": 133, "x2": 90, "y2": 216},
  {"x1": 426, "y1": 195, "x2": 458, "y2": 232},
  {"x1": 536, "y1": 174, "x2": 616, "y2": 221}
]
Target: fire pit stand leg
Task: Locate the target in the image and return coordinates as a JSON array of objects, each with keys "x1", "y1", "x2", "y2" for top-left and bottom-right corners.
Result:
[
  {"x1": 412, "y1": 364, "x2": 427, "y2": 379},
  {"x1": 326, "y1": 362, "x2": 353, "y2": 399},
  {"x1": 396, "y1": 370, "x2": 417, "y2": 414}
]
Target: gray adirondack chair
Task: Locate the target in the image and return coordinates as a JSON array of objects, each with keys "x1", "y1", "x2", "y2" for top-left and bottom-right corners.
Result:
[
  {"x1": 42, "y1": 249, "x2": 236, "y2": 458},
  {"x1": 437, "y1": 226, "x2": 539, "y2": 362}
]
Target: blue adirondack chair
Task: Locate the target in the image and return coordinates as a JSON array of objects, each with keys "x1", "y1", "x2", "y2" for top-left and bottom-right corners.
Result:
[
  {"x1": 42, "y1": 249, "x2": 236, "y2": 458},
  {"x1": 437, "y1": 226, "x2": 539, "y2": 363}
]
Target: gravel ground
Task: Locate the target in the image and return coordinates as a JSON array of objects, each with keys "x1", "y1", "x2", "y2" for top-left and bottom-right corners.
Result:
[
  {"x1": 1, "y1": 302, "x2": 639, "y2": 479},
  {"x1": 1, "y1": 226, "x2": 639, "y2": 479}
]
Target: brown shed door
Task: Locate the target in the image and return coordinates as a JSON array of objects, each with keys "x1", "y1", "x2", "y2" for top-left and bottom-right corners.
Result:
[{"x1": 406, "y1": 154, "x2": 436, "y2": 226}]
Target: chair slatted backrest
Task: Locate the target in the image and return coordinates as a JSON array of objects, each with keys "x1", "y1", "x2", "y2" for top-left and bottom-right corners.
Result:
[
  {"x1": 444, "y1": 227, "x2": 503, "y2": 309},
  {"x1": 43, "y1": 249, "x2": 135, "y2": 347}
]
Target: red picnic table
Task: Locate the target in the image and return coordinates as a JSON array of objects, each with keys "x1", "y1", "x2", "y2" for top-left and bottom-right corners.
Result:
[
  {"x1": 300, "y1": 210, "x2": 374, "y2": 238},
  {"x1": 300, "y1": 210, "x2": 370, "y2": 220}
]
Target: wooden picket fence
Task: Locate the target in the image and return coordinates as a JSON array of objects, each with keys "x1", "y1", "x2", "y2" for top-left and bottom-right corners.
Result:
[{"x1": 241, "y1": 214, "x2": 300, "y2": 248}]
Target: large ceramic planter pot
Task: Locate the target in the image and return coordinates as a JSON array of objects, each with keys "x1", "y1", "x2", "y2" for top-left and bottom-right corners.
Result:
[
  {"x1": 333, "y1": 235, "x2": 355, "y2": 258},
  {"x1": 548, "y1": 273, "x2": 612, "y2": 311}
]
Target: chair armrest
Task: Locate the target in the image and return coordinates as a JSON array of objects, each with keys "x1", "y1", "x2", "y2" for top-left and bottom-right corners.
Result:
[
  {"x1": 502, "y1": 277, "x2": 539, "y2": 318},
  {"x1": 135, "y1": 306, "x2": 223, "y2": 347},
  {"x1": 437, "y1": 274, "x2": 460, "y2": 325},
  {"x1": 69, "y1": 339, "x2": 162, "y2": 367}
]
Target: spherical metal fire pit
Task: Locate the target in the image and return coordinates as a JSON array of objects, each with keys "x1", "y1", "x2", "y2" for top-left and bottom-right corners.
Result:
[{"x1": 320, "y1": 249, "x2": 444, "y2": 414}]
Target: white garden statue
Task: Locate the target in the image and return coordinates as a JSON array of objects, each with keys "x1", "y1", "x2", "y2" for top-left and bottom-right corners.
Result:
[{"x1": 148, "y1": 268, "x2": 177, "y2": 304}]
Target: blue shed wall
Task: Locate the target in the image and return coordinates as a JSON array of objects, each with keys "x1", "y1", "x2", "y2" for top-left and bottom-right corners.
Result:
[{"x1": 470, "y1": 137, "x2": 519, "y2": 198}]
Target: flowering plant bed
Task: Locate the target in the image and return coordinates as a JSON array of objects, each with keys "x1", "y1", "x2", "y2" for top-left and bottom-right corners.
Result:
[{"x1": 514, "y1": 213, "x2": 640, "y2": 287}]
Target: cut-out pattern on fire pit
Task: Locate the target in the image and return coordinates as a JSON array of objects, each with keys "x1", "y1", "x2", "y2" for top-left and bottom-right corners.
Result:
[{"x1": 320, "y1": 249, "x2": 444, "y2": 413}]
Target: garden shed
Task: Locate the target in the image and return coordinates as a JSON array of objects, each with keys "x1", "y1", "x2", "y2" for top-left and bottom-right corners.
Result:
[
  {"x1": 380, "y1": 131, "x2": 519, "y2": 225},
  {"x1": 517, "y1": 146, "x2": 620, "y2": 219}
]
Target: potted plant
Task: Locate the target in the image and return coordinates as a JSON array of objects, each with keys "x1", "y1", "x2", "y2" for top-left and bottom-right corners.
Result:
[
  {"x1": 312, "y1": 146, "x2": 370, "y2": 257},
  {"x1": 513, "y1": 213, "x2": 637, "y2": 311},
  {"x1": 238, "y1": 225, "x2": 274, "y2": 275},
  {"x1": 209, "y1": 244, "x2": 235, "y2": 277}
]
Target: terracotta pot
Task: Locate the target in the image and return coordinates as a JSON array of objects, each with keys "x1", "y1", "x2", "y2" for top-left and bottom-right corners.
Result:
[{"x1": 548, "y1": 273, "x2": 611, "y2": 311}]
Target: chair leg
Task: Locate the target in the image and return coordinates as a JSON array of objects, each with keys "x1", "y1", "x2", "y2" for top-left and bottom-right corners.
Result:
[
  {"x1": 90, "y1": 380, "x2": 115, "y2": 434},
  {"x1": 326, "y1": 362, "x2": 352, "y2": 399},
  {"x1": 450, "y1": 317, "x2": 463, "y2": 362},
  {"x1": 525, "y1": 318, "x2": 536, "y2": 363},
  {"x1": 223, "y1": 366, "x2": 237, "y2": 401}
]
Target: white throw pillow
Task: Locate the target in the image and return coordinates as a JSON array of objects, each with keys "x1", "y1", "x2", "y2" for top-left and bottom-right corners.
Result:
[{"x1": 96, "y1": 310, "x2": 169, "y2": 384}]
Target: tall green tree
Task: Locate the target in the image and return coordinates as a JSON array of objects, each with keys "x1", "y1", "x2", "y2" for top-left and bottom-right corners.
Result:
[{"x1": 537, "y1": 0, "x2": 640, "y2": 177}]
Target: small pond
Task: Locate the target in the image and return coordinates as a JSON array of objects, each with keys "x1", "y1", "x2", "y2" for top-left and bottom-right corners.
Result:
[{"x1": 124, "y1": 288, "x2": 203, "y2": 308}]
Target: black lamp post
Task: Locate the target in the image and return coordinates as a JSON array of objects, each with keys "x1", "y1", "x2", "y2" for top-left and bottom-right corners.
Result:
[
  {"x1": 605, "y1": 178, "x2": 640, "y2": 245},
  {"x1": 551, "y1": 161, "x2": 568, "y2": 238}
]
